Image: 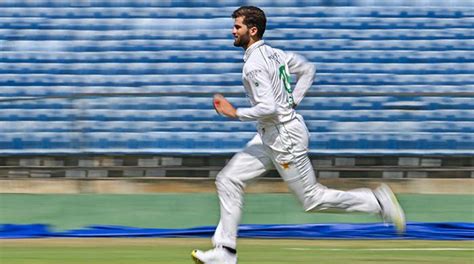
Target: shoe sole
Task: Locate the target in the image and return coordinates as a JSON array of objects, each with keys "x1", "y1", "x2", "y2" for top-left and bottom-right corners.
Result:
[
  {"x1": 191, "y1": 250, "x2": 204, "y2": 264},
  {"x1": 381, "y1": 184, "x2": 406, "y2": 234}
]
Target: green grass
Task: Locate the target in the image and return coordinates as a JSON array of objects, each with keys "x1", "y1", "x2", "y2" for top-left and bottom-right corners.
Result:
[{"x1": 1, "y1": 238, "x2": 473, "y2": 264}]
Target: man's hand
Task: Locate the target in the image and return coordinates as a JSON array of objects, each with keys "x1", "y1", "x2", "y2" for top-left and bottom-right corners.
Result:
[{"x1": 213, "y1": 94, "x2": 237, "y2": 118}]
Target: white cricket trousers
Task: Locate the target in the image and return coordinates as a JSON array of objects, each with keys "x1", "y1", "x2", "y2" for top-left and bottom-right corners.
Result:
[{"x1": 212, "y1": 115, "x2": 381, "y2": 249}]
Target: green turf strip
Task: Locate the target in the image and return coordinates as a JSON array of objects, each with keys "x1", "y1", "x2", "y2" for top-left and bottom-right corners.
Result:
[{"x1": 0, "y1": 193, "x2": 473, "y2": 230}]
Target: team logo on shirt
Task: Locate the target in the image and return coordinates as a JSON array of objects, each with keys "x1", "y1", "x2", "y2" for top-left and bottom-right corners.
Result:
[
  {"x1": 247, "y1": 69, "x2": 262, "y2": 80},
  {"x1": 280, "y1": 162, "x2": 290, "y2": 169}
]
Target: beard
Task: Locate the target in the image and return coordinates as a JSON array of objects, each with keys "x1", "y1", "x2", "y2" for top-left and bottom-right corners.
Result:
[{"x1": 233, "y1": 32, "x2": 250, "y2": 48}]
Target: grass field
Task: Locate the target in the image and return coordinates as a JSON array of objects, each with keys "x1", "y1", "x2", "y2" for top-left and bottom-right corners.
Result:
[
  {"x1": 1, "y1": 238, "x2": 473, "y2": 264},
  {"x1": 1, "y1": 194, "x2": 472, "y2": 263}
]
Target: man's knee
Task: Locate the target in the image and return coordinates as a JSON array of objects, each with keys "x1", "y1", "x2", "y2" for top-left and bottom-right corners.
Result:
[
  {"x1": 215, "y1": 172, "x2": 244, "y2": 193},
  {"x1": 297, "y1": 185, "x2": 327, "y2": 212}
]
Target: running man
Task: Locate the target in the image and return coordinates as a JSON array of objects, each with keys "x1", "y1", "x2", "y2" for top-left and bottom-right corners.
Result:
[{"x1": 192, "y1": 6, "x2": 405, "y2": 264}]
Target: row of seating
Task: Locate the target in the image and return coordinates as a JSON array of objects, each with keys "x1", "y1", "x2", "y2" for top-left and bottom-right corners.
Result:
[
  {"x1": 3, "y1": 28, "x2": 473, "y2": 41},
  {"x1": 0, "y1": 6, "x2": 471, "y2": 18},
  {"x1": 1, "y1": 121, "x2": 473, "y2": 133},
  {"x1": 0, "y1": 109, "x2": 472, "y2": 122},
  {"x1": 2, "y1": 73, "x2": 472, "y2": 86},
  {"x1": 3, "y1": 39, "x2": 473, "y2": 52},
  {"x1": 1, "y1": 0, "x2": 472, "y2": 7},
  {"x1": 0, "y1": 132, "x2": 472, "y2": 155},
  {"x1": 3, "y1": 50, "x2": 472, "y2": 63},
  {"x1": 1, "y1": 96, "x2": 472, "y2": 110},
  {"x1": 2, "y1": 62, "x2": 472, "y2": 75},
  {"x1": 2, "y1": 17, "x2": 473, "y2": 31},
  {"x1": 3, "y1": 84, "x2": 473, "y2": 97}
]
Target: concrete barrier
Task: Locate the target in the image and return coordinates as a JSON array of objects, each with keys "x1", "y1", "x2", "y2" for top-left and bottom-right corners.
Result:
[{"x1": 0, "y1": 178, "x2": 472, "y2": 194}]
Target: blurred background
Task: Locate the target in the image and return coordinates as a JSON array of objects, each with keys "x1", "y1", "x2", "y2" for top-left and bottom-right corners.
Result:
[{"x1": 0, "y1": 0, "x2": 473, "y2": 232}]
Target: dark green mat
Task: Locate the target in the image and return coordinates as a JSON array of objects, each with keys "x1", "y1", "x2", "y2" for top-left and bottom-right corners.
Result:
[{"x1": 1, "y1": 193, "x2": 472, "y2": 230}]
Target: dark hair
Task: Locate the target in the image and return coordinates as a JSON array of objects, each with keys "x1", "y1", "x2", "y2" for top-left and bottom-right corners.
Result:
[{"x1": 232, "y1": 6, "x2": 266, "y2": 39}]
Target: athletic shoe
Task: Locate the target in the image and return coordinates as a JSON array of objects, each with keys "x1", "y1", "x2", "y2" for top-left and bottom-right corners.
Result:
[
  {"x1": 374, "y1": 183, "x2": 406, "y2": 234},
  {"x1": 191, "y1": 246, "x2": 237, "y2": 264}
]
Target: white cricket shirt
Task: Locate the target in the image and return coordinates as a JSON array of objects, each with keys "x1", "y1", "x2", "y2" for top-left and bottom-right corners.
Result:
[{"x1": 236, "y1": 40, "x2": 316, "y2": 126}]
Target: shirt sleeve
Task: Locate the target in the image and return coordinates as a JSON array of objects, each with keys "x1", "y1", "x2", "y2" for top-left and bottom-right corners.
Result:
[
  {"x1": 286, "y1": 52, "x2": 316, "y2": 106},
  {"x1": 236, "y1": 65, "x2": 277, "y2": 121}
]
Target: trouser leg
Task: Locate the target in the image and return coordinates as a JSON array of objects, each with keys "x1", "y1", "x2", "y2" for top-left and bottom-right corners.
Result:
[
  {"x1": 275, "y1": 153, "x2": 381, "y2": 214},
  {"x1": 212, "y1": 134, "x2": 273, "y2": 249},
  {"x1": 269, "y1": 116, "x2": 381, "y2": 214}
]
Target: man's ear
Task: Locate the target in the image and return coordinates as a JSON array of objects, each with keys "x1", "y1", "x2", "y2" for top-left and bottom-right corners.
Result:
[{"x1": 249, "y1": 26, "x2": 258, "y2": 37}]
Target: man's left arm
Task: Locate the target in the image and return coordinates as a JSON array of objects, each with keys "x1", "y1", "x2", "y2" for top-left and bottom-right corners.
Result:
[{"x1": 286, "y1": 52, "x2": 316, "y2": 107}]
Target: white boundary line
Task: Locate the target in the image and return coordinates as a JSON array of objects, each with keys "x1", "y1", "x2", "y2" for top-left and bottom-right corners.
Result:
[{"x1": 285, "y1": 247, "x2": 474, "y2": 251}]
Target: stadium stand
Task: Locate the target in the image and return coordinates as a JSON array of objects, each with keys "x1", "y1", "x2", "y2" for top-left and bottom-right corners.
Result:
[{"x1": 0, "y1": 0, "x2": 472, "y2": 178}]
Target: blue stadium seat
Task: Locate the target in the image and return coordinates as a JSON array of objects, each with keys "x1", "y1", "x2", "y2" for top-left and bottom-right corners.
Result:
[
  {"x1": 79, "y1": 131, "x2": 253, "y2": 154},
  {"x1": 300, "y1": 109, "x2": 474, "y2": 122},
  {"x1": 308, "y1": 132, "x2": 474, "y2": 155},
  {"x1": 3, "y1": 50, "x2": 472, "y2": 64},
  {"x1": 3, "y1": 61, "x2": 473, "y2": 75},
  {"x1": 320, "y1": 121, "x2": 474, "y2": 133},
  {"x1": 4, "y1": 27, "x2": 473, "y2": 42},
  {"x1": 4, "y1": 131, "x2": 468, "y2": 155},
  {"x1": 1, "y1": 6, "x2": 470, "y2": 19},
  {"x1": 313, "y1": 84, "x2": 474, "y2": 94},
  {"x1": 1, "y1": 0, "x2": 472, "y2": 8},
  {"x1": 0, "y1": 132, "x2": 80, "y2": 153},
  {"x1": 267, "y1": 28, "x2": 474, "y2": 41},
  {"x1": 0, "y1": 62, "x2": 241, "y2": 75},
  {"x1": 71, "y1": 121, "x2": 254, "y2": 133},
  {"x1": 3, "y1": 73, "x2": 472, "y2": 87},
  {"x1": 69, "y1": 120, "x2": 474, "y2": 134},
  {"x1": 0, "y1": 121, "x2": 74, "y2": 132},
  {"x1": 0, "y1": 109, "x2": 76, "y2": 121},
  {"x1": 0, "y1": 99, "x2": 72, "y2": 110},
  {"x1": 79, "y1": 109, "x2": 225, "y2": 122}
]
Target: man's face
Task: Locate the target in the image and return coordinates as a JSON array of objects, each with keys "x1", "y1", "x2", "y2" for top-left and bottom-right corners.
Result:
[{"x1": 232, "y1": 16, "x2": 250, "y2": 48}]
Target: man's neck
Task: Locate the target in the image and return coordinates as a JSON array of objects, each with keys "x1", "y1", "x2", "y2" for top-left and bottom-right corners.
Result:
[
  {"x1": 243, "y1": 39, "x2": 265, "y2": 62},
  {"x1": 243, "y1": 38, "x2": 260, "y2": 51}
]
